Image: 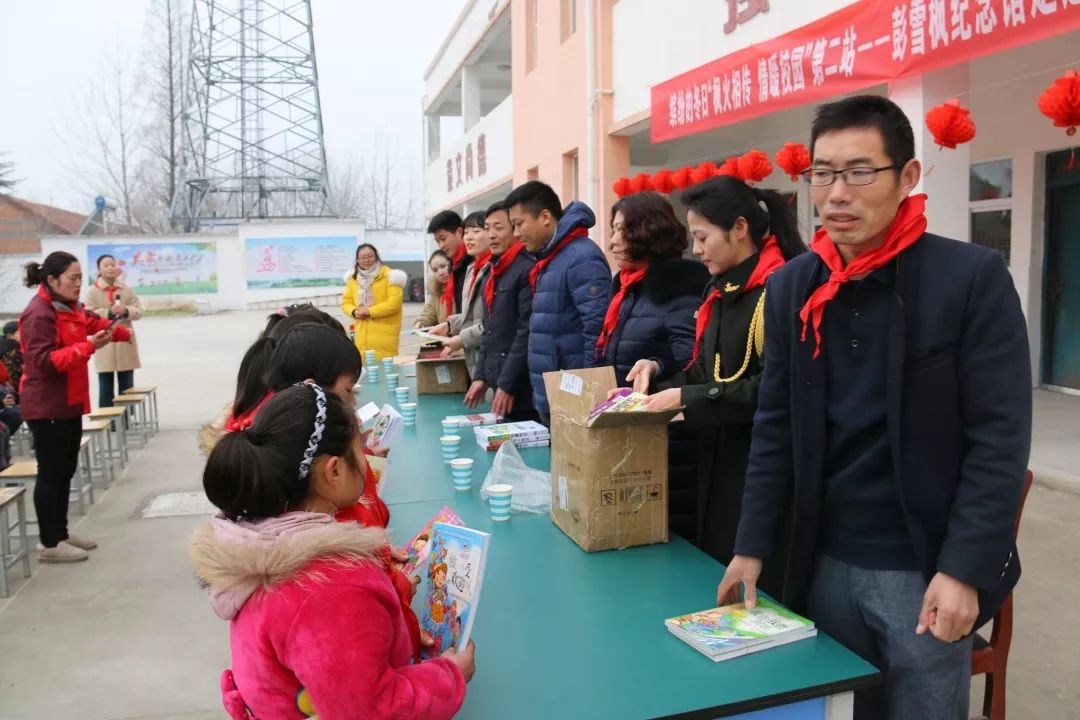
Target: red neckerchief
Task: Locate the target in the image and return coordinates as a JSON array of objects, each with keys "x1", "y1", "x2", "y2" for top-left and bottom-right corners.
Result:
[
  {"x1": 224, "y1": 391, "x2": 273, "y2": 432},
  {"x1": 441, "y1": 244, "x2": 468, "y2": 315},
  {"x1": 685, "y1": 236, "x2": 786, "y2": 371},
  {"x1": 528, "y1": 227, "x2": 589, "y2": 290},
  {"x1": 595, "y1": 265, "x2": 649, "y2": 358},
  {"x1": 484, "y1": 241, "x2": 526, "y2": 315},
  {"x1": 800, "y1": 194, "x2": 927, "y2": 358},
  {"x1": 465, "y1": 250, "x2": 492, "y2": 302},
  {"x1": 101, "y1": 280, "x2": 119, "y2": 306}
]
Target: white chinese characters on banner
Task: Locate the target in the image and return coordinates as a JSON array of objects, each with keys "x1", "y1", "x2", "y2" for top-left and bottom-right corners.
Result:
[
  {"x1": 910, "y1": 0, "x2": 928, "y2": 55},
  {"x1": 892, "y1": 5, "x2": 909, "y2": 60}
]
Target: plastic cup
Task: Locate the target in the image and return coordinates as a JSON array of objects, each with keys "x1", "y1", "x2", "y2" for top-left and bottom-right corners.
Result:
[
  {"x1": 450, "y1": 458, "x2": 474, "y2": 492},
  {"x1": 382, "y1": 358, "x2": 394, "y2": 375},
  {"x1": 488, "y1": 484, "x2": 513, "y2": 521},
  {"x1": 386, "y1": 373, "x2": 400, "y2": 389},
  {"x1": 400, "y1": 403, "x2": 417, "y2": 426},
  {"x1": 394, "y1": 387, "x2": 410, "y2": 405},
  {"x1": 367, "y1": 365, "x2": 380, "y2": 383},
  {"x1": 439, "y1": 434, "x2": 461, "y2": 462},
  {"x1": 364, "y1": 350, "x2": 377, "y2": 366},
  {"x1": 441, "y1": 418, "x2": 459, "y2": 435}
]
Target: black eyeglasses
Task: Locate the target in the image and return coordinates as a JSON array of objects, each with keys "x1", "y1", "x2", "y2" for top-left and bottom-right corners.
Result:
[{"x1": 801, "y1": 166, "x2": 897, "y2": 187}]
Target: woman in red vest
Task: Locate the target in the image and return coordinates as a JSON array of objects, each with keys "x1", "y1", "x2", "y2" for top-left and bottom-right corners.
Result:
[{"x1": 19, "y1": 251, "x2": 131, "y2": 564}]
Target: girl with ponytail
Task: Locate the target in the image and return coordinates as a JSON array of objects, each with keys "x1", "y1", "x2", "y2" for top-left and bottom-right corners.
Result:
[
  {"x1": 636, "y1": 175, "x2": 804, "y2": 593},
  {"x1": 193, "y1": 383, "x2": 475, "y2": 720}
]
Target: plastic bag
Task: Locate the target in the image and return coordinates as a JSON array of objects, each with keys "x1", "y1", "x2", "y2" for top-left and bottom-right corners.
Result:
[{"x1": 480, "y1": 441, "x2": 551, "y2": 514}]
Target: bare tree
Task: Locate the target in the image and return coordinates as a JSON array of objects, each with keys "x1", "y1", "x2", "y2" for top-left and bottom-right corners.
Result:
[
  {"x1": 356, "y1": 136, "x2": 420, "y2": 229},
  {"x1": 0, "y1": 153, "x2": 18, "y2": 193},
  {"x1": 138, "y1": 0, "x2": 186, "y2": 221},
  {"x1": 325, "y1": 153, "x2": 367, "y2": 219}
]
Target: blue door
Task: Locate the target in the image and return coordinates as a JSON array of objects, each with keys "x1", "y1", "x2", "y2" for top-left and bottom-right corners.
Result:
[{"x1": 1044, "y1": 150, "x2": 1080, "y2": 390}]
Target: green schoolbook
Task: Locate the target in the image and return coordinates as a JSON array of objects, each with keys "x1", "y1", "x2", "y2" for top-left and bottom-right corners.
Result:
[{"x1": 665, "y1": 596, "x2": 817, "y2": 662}]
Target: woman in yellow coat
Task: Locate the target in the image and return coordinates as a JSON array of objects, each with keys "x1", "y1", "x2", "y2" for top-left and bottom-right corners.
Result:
[{"x1": 341, "y1": 243, "x2": 407, "y2": 361}]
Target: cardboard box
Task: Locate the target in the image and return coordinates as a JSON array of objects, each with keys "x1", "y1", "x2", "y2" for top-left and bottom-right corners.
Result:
[
  {"x1": 543, "y1": 367, "x2": 679, "y2": 553},
  {"x1": 415, "y1": 344, "x2": 470, "y2": 394}
]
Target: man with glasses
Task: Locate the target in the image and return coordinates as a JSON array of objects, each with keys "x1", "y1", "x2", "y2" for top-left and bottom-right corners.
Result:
[{"x1": 716, "y1": 95, "x2": 1031, "y2": 720}]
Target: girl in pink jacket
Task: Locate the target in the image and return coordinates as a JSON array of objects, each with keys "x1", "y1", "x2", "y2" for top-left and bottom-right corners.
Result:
[{"x1": 191, "y1": 383, "x2": 475, "y2": 719}]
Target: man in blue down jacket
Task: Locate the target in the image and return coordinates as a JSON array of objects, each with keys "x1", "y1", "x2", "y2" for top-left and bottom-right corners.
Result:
[{"x1": 503, "y1": 181, "x2": 611, "y2": 420}]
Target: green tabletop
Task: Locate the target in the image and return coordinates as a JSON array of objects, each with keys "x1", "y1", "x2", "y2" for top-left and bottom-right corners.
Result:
[{"x1": 356, "y1": 372, "x2": 879, "y2": 719}]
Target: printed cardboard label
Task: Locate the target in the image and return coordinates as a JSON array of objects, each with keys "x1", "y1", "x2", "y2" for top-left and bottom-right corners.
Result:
[
  {"x1": 560, "y1": 373, "x2": 583, "y2": 396},
  {"x1": 435, "y1": 364, "x2": 452, "y2": 385},
  {"x1": 559, "y1": 476, "x2": 568, "y2": 511}
]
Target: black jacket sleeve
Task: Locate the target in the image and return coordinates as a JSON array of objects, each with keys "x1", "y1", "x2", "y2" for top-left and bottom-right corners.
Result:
[
  {"x1": 497, "y1": 268, "x2": 533, "y2": 395},
  {"x1": 733, "y1": 275, "x2": 795, "y2": 561}
]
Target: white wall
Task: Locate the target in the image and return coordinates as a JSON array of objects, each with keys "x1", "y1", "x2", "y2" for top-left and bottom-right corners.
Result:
[
  {"x1": 424, "y1": 0, "x2": 510, "y2": 108},
  {"x1": 425, "y1": 95, "x2": 513, "y2": 215},
  {"x1": 612, "y1": 0, "x2": 855, "y2": 123}
]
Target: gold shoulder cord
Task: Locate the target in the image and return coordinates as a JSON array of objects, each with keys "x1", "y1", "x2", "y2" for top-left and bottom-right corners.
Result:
[{"x1": 712, "y1": 290, "x2": 767, "y2": 383}]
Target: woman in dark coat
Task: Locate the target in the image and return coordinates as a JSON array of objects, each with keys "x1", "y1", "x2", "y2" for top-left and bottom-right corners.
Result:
[
  {"x1": 592, "y1": 191, "x2": 707, "y2": 541},
  {"x1": 636, "y1": 176, "x2": 806, "y2": 597}
]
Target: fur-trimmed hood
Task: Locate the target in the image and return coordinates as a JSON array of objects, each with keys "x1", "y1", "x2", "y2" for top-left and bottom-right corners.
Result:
[{"x1": 190, "y1": 511, "x2": 387, "y2": 620}]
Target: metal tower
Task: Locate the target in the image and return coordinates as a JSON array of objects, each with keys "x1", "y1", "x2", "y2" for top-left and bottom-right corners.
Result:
[{"x1": 170, "y1": 0, "x2": 331, "y2": 231}]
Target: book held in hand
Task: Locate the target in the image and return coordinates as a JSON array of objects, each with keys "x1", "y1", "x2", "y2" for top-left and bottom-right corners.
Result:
[
  {"x1": 367, "y1": 403, "x2": 403, "y2": 449},
  {"x1": 398, "y1": 506, "x2": 465, "y2": 579},
  {"x1": 420, "y1": 522, "x2": 490, "y2": 658},
  {"x1": 665, "y1": 597, "x2": 816, "y2": 662},
  {"x1": 588, "y1": 388, "x2": 651, "y2": 420}
]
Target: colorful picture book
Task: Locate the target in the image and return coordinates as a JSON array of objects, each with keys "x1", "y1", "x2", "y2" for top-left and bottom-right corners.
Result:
[
  {"x1": 367, "y1": 455, "x2": 389, "y2": 496},
  {"x1": 367, "y1": 404, "x2": 403, "y2": 450},
  {"x1": 420, "y1": 522, "x2": 490, "y2": 658},
  {"x1": 474, "y1": 421, "x2": 550, "y2": 451},
  {"x1": 665, "y1": 597, "x2": 816, "y2": 662},
  {"x1": 356, "y1": 401, "x2": 380, "y2": 429},
  {"x1": 588, "y1": 388, "x2": 650, "y2": 420},
  {"x1": 444, "y1": 413, "x2": 501, "y2": 428},
  {"x1": 398, "y1": 506, "x2": 465, "y2": 578},
  {"x1": 411, "y1": 328, "x2": 451, "y2": 345}
]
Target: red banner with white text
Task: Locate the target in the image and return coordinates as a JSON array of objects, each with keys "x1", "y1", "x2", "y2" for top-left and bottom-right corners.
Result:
[{"x1": 651, "y1": 0, "x2": 1080, "y2": 142}]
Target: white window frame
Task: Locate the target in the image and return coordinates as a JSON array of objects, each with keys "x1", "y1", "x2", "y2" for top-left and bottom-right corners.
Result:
[{"x1": 969, "y1": 157, "x2": 1013, "y2": 265}]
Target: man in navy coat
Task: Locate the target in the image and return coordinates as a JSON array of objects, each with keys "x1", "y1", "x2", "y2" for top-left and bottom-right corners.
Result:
[{"x1": 717, "y1": 95, "x2": 1031, "y2": 720}]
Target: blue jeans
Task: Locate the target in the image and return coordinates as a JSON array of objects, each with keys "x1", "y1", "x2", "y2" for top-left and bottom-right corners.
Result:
[
  {"x1": 98, "y1": 370, "x2": 134, "y2": 408},
  {"x1": 806, "y1": 554, "x2": 973, "y2": 720}
]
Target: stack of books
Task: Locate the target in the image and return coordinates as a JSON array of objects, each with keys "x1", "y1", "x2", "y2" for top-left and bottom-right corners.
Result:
[
  {"x1": 474, "y1": 421, "x2": 550, "y2": 451},
  {"x1": 444, "y1": 413, "x2": 501, "y2": 428},
  {"x1": 665, "y1": 597, "x2": 817, "y2": 662}
]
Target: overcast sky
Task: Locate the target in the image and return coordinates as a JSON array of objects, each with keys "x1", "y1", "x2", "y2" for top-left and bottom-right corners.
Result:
[{"x1": 0, "y1": 0, "x2": 464, "y2": 211}]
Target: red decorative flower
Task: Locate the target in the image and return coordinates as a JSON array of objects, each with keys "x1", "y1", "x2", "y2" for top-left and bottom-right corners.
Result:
[
  {"x1": 1038, "y1": 69, "x2": 1080, "y2": 137},
  {"x1": 925, "y1": 98, "x2": 976, "y2": 149},
  {"x1": 651, "y1": 169, "x2": 676, "y2": 194},
  {"x1": 716, "y1": 158, "x2": 742, "y2": 179},
  {"x1": 689, "y1": 161, "x2": 719, "y2": 186},
  {"x1": 775, "y1": 142, "x2": 812, "y2": 181},
  {"x1": 737, "y1": 150, "x2": 773, "y2": 183},
  {"x1": 613, "y1": 177, "x2": 633, "y2": 197},
  {"x1": 672, "y1": 166, "x2": 695, "y2": 190},
  {"x1": 628, "y1": 172, "x2": 654, "y2": 194}
]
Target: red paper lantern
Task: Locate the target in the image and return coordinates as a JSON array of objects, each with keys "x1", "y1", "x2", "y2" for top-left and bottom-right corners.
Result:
[
  {"x1": 716, "y1": 158, "x2": 742, "y2": 179},
  {"x1": 737, "y1": 150, "x2": 773, "y2": 183},
  {"x1": 689, "y1": 161, "x2": 717, "y2": 186},
  {"x1": 775, "y1": 142, "x2": 811, "y2": 181},
  {"x1": 925, "y1": 98, "x2": 976, "y2": 149},
  {"x1": 628, "y1": 172, "x2": 654, "y2": 194},
  {"x1": 651, "y1": 169, "x2": 676, "y2": 194},
  {"x1": 612, "y1": 177, "x2": 633, "y2": 197},
  {"x1": 672, "y1": 166, "x2": 695, "y2": 190},
  {"x1": 1038, "y1": 69, "x2": 1080, "y2": 137}
]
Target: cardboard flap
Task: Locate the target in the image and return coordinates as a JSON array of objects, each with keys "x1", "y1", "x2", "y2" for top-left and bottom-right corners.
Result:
[
  {"x1": 543, "y1": 367, "x2": 617, "y2": 424},
  {"x1": 586, "y1": 407, "x2": 682, "y2": 429},
  {"x1": 416, "y1": 352, "x2": 466, "y2": 364}
]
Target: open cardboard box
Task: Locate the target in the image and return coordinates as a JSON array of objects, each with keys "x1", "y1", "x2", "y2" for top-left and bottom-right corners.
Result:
[
  {"x1": 415, "y1": 343, "x2": 470, "y2": 394},
  {"x1": 543, "y1": 366, "x2": 680, "y2": 552}
]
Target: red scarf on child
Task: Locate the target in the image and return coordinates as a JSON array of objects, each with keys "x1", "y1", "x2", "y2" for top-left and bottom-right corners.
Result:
[
  {"x1": 799, "y1": 194, "x2": 927, "y2": 358},
  {"x1": 595, "y1": 265, "x2": 649, "y2": 358},
  {"x1": 441, "y1": 244, "x2": 468, "y2": 315},
  {"x1": 685, "y1": 236, "x2": 786, "y2": 371},
  {"x1": 483, "y1": 241, "x2": 526, "y2": 316},
  {"x1": 528, "y1": 227, "x2": 589, "y2": 289}
]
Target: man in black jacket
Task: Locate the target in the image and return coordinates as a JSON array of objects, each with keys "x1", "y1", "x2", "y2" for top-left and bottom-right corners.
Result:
[
  {"x1": 716, "y1": 96, "x2": 1031, "y2": 720},
  {"x1": 465, "y1": 202, "x2": 537, "y2": 421}
]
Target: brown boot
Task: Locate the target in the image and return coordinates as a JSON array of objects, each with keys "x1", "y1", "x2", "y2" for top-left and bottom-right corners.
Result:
[{"x1": 38, "y1": 541, "x2": 89, "y2": 563}]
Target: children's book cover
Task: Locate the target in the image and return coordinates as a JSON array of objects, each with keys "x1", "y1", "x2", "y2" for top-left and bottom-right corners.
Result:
[
  {"x1": 420, "y1": 522, "x2": 490, "y2": 658},
  {"x1": 588, "y1": 389, "x2": 650, "y2": 419},
  {"x1": 665, "y1": 597, "x2": 816, "y2": 660},
  {"x1": 367, "y1": 403, "x2": 403, "y2": 449},
  {"x1": 397, "y1": 506, "x2": 464, "y2": 579}
]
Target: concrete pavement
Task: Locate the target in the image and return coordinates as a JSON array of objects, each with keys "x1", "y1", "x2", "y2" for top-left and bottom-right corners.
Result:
[{"x1": 0, "y1": 307, "x2": 1077, "y2": 719}]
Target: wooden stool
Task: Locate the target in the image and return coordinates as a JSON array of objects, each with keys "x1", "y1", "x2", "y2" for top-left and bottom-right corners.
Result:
[
  {"x1": 82, "y1": 419, "x2": 115, "y2": 488},
  {"x1": 124, "y1": 386, "x2": 159, "y2": 434},
  {"x1": 88, "y1": 407, "x2": 128, "y2": 466},
  {"x1": 0, "y1": 486, "x2": 31, "y2": 598},
  {"x1": 72, "y1": 436, "x2": 95, "y2": 514},
  {"x1": 113, "y1": 393, "x2": 150, "y2": 447},
  {"x1": 971, "y1": 469, "x2": 1034, "y2": 720}
]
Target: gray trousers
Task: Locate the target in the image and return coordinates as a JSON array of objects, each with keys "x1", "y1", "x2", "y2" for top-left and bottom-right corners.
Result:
[{"x1": 807, "y1": 554, "x2": 973, "y2": 720}]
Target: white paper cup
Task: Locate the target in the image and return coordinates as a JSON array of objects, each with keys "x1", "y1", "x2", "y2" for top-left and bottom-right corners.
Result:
[
  {"x1": 386, "y1": 373, "x2": 400, "y2": 389},
  {"x1": 394, "y1": 387, "x2": 410, "y2": 404},
  {"x1": 488, "y1": 484, "x2": 513, "y2": 521},
  {"x1": 440, "y1": 434, "x2": 461, "y2": 462},
  {"x1": 441, "y1": 418, "x2": 459, "y2": 435},
  {"x1": 400, "y1": 402, "x2": 417, "y2": 426},
  {"x1": 450, "y1": 458, "x2": 474, "y2": 491}
]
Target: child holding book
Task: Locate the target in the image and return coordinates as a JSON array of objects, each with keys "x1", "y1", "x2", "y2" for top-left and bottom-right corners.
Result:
[{"x1": 193, "y1": 383, "x2": 475, "y2": 720}]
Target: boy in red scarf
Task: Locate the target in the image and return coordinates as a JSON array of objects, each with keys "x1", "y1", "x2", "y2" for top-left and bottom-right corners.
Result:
[
  {"x1": 427, "y1": 210, "x2": 473, "y2": 314},
  {"x1": 717, "y1": 96, "x2": 1031, "y2": 720}
]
